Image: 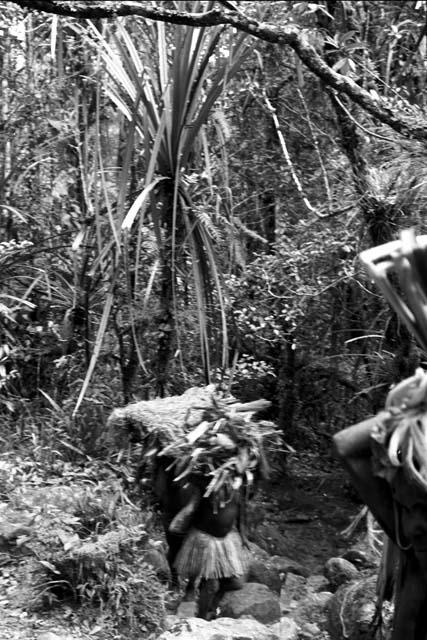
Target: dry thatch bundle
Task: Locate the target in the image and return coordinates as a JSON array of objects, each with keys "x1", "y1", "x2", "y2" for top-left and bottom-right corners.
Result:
[
  {"x1": 106, "y1": 385, "x2": 224, "y2": 448},
  {"x1": 107, "y1": 386, "x2": 279, "y2": 496},
  {"x1": 107, "y1": 385, "x2": 270, "y2": 446}
]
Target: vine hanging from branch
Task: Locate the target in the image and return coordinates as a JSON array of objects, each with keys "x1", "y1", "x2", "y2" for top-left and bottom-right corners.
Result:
[{"x1": 262, "y1": 90, "x2": 351, "y2": 219}]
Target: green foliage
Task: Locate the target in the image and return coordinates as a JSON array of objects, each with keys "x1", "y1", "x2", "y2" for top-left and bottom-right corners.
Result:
[
  {"x1": 212, "y1": 355, "x2": 276, "y2": 405},
  {"x1": 1, "y1": 457, "x2": 166, "y2": 636},
  {"x1": 0, "y1": 0, "x2": 426, "y2": 451},
  {"x1": 227, "y1": 229, "x2": 355, "y2": 345},
  {"x1": 75, "y1": 3, "x2": 253, "y2": 397},
  {"x1": 224, "y1": 226, "x2": 395, "y2": 440},
  {"x1": 1, "y1": 4, "x2": 426, "y2": 637},
  {"x1": 0, "y1": 239, "x2": 36, "y2": 396},
  {"x1": 0, "y1": 374, "x2": 119, "y2": 461}
]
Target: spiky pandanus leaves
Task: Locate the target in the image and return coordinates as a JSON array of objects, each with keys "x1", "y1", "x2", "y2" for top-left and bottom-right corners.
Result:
[{"x1": 74, "y1": 1, "x2": 251, "y2": 401}]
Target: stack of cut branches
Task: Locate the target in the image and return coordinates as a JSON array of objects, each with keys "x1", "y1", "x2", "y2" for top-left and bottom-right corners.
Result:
[
  {"x1": 107, "y1": 387, "x2": 280, "y2": 497},
  {"x1": 148, "y1": 396, "x2": 280, "y2": 497}
]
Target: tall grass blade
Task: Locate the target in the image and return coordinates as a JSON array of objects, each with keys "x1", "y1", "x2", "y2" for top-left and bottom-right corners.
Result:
[
  {"x1": 39, "y1": 388, "x2": 62, "y2": 413},
  {"x1": 122, "y1": 176, "x2": 168, "y2": 231},
  {"x1": 73, "y1": 291, "x2": 114, "y2": 417}
]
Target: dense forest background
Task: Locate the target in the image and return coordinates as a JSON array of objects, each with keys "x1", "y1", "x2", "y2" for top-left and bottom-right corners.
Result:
[
  {"x1": 1, "y1": 0, "x2": 426, "y2": 454},
  {"x1": 0, "y1": 2, "x2": 426, "y2": 639}
]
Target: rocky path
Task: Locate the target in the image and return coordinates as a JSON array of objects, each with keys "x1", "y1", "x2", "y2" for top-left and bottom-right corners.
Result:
[
  {"x1": 156, "y1": 456, "x2": 390, "y2": 639},
  {"x1": 0, "y1": 455, "x2": 376, "y2": 640}
]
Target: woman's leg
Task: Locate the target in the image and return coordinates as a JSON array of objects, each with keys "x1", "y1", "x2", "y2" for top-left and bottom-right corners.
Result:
[
  {"x1": 197, "y1": 578, "x2": 219, "y2": 619},
  {"x1": 166, "y1": 530, "x2": 184, "y2": 589}
]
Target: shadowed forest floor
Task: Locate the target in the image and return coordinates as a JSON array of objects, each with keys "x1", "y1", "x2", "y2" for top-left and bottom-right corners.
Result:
[{"x1": 249, "y1": 453, "x2": 361, "y2": 573}]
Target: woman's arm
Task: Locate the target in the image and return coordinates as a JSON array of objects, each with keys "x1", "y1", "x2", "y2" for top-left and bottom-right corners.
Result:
[
  {"x1": 168, "y1": 485, "x2": 201, "y2": 534},
  {"x1": 333, "y1": 416, "x2": 378, "y2": 458},
  {"x1": 236, "y1": 488, "x2": 250, "y2": 548},
  {"x1": 333, "y1": 417, "x2": 396, "y2": 542}
]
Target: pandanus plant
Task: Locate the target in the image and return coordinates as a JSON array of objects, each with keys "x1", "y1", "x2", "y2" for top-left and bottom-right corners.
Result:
[{"x1": 74, "y1": 1, "x2": 251, "y2": 410}]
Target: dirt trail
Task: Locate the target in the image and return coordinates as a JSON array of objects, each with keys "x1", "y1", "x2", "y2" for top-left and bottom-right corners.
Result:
[{"x1": 249, "y1": 456, "x2": 360, "y2": 573}]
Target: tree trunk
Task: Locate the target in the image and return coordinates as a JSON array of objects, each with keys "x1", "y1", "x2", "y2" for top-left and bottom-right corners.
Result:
[
  {"x1": 154, "y1": 182, "x2": 176, "y2": 396},
  {"x1": 277, "y1": 339, "x2": 297, "y2": 443}
]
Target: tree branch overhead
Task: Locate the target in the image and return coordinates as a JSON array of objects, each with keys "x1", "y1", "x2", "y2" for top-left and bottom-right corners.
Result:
[{"x1": 8, "y1": 0, "x2": 427, "y2": 142}]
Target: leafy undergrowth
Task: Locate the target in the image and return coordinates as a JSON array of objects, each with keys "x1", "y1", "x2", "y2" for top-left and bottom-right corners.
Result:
[{"x1": 0, "y1": 453, "x2": 170, "y2": 640}]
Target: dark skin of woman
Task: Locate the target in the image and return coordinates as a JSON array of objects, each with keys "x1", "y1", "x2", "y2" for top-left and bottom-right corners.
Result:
[
  {"x1": 152, "y1": 457, "x2": 247, "y2": 618},
  {"x1": 169, "y1": 480, "x2": 247, "y2": 619}
]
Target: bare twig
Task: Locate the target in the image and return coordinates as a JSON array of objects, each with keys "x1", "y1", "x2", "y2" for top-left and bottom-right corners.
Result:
[
  {"x1": 332, "y1": 93, "x2": 400, "y2": 144},
  {"x1": 296, "y1": 86, "x2": 333, "y2": 209}
]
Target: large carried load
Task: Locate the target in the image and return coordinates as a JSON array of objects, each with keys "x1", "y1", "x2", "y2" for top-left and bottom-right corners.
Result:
[
  {"x1": 107, "y1": 385, "x2": 279, "y2": 499},
  {"x1": 107, "y1": 386, "x2": 280, "y2": 618}
]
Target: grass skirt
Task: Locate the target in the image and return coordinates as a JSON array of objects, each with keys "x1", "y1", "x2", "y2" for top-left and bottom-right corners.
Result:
[{"x1": 174, "y1": 528, "x2": 248, "y2": 582}]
